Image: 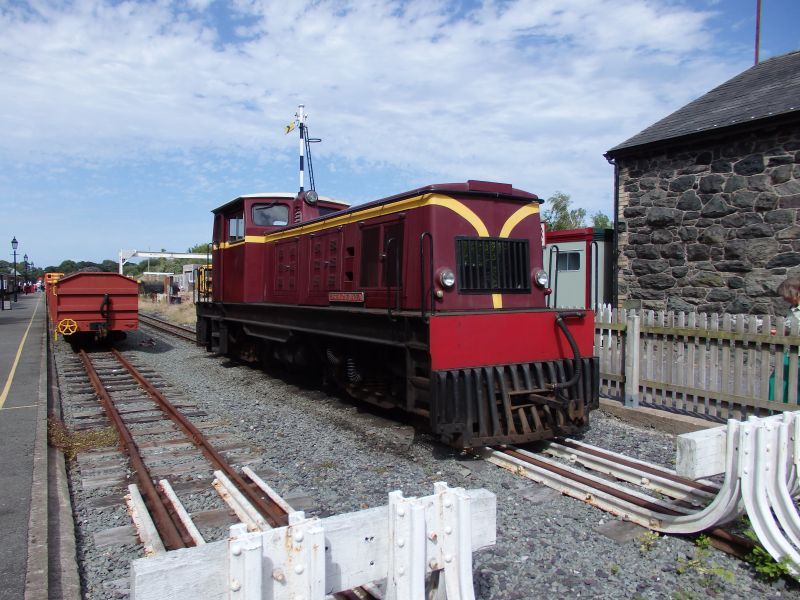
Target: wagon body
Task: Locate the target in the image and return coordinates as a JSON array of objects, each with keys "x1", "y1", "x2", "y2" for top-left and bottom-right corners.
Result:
[{"x1": 47, "y1": 272, "x2": 138, "y2": 339}]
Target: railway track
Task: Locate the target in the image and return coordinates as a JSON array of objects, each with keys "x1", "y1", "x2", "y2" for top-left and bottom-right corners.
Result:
[
  {"x1": 69, "y1": 347, "x2": 380, "y2": 599},
  {"x1": 139, "y1": 310, "x2": 756, "y2": 562},
  {"x1": 138, "y1": 312, "x2": 197, "y2": 342},
  {"x1": 483, "y1": 440, "x2": 755, "y2": 558}
]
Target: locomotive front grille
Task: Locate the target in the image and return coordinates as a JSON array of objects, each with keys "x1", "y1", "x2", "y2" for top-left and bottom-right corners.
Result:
[
  {"x1": 431, "y1": 357, "x2": 600, "y2": 448},
  {"x1": 455, "y1": 237, "x2": 530, "y2": 293}
]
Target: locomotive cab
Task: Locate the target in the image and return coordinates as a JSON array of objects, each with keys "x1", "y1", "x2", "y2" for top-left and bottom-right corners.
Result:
[{"x1": 212, "y1": 193, "x2": 349, "y2": 303}]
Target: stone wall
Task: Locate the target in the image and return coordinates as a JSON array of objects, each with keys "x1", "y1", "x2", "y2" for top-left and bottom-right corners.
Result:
[{"x1": 615, "y1": 121, "x2": 800, "y2": 314}]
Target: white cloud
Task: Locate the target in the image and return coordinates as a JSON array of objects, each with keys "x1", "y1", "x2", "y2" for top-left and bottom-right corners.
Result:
[{"x1": 0, "y1": 0, "x2": 744, "y2": 217}]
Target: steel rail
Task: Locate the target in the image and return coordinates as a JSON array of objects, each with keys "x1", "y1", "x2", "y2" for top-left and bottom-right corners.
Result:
[
  {"x1": 110, "y1": 349, "x2": 380, "y2": 597},
  {"x1": 506, "y1": 448, "x2": 685, "y2": 515},
  {"x1": 78, "y1": 350, "x2": 189, "y2": 550},
  {"x1": 555, "y1": 439, "x2": 720, "y2": 495},
  {"x1": 139, "y1": 313, "x2": 196, "y2": 342},
  {"x1": 542, "y1": 440, "x2": 717, "y2": 504},
  {"x1": 81, "y1": 348, "x2": 381, "y2": 596},
  {"x1": 110, "y1": 349, "x2": 288, "y2": 527},
  {"x1": 495, "y1": 447, "x2": 754, "y2": 558}
]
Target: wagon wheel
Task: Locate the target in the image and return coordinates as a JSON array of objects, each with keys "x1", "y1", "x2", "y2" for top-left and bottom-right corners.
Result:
[{"x1": 57, "y1": 318, "x2": 78, "y2": 336}]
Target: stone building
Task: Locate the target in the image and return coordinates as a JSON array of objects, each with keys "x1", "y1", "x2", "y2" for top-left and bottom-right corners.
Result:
[{"x1": 605, "y1": 50, "x2": 800, "y2": 314}]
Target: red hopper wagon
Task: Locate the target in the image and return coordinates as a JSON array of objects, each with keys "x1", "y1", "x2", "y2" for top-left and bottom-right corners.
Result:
[{"x1": 46, "y1": 272, "x2": 138, "y2": 341}]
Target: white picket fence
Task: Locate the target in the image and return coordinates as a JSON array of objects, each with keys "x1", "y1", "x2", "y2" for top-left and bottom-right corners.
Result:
[{"x1": 594, "y1": 306, "x2": 800, "y2": 420}]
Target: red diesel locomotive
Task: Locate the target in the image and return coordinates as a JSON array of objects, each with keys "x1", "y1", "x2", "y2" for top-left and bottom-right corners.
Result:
[{"x1": 196, "y1": 180, "x2": 599, "y2": 448}]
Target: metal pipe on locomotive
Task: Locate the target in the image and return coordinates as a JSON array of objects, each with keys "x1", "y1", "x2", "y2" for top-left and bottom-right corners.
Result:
[{"x1": 196, "y1": 109, "x2": 599, "y2": 448}]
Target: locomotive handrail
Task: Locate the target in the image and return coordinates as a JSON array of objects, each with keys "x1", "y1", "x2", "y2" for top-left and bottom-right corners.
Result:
[
  {"x1": 547, "y1": 245, "x2": 560, "y2": 308},
  {"x1": 386, "y1": 237, "x2": 401, "y2": 321},
  {"x1": 590, "y1": 240, "x2": 599, "y2": 311},
  {"x1": 419, "y1": 232, "x2": 435, "y2": 323}
]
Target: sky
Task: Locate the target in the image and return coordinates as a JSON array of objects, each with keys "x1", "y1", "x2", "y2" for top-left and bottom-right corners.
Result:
[{"x1": 1, "y1": 0, "x2": 799, "y2": 268}]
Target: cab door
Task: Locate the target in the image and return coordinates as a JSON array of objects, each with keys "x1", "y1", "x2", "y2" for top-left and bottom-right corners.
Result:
[
  {"x1": 274, "y1": 239, "x2": 299, "y2": 302},
  {"x1": 358, "y1": 219, "x2": 404, "y2": 308},
  {"x1": 307, "y1": 231, "x2": 342, "y2": 303}
]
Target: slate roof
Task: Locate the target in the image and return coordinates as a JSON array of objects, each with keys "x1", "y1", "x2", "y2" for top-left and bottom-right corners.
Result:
[{"x1": 607, "y1": 49, "x2": 800, "y2": 156}]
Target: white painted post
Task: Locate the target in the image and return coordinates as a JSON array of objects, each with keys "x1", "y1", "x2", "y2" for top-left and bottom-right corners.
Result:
[
  {"x1": 435, "y1": 483, "x2": 475, "y2": 600},
  {"x1": 386, "y1": 491, "x2": 426, "y2": 600},
  {"x1": 624, "y1": 313, "x2": 641, "y2": 408},
  {"x1": 229, "y1": 523, "x2": 263, "y2": 600},
  {"x1": 125, "y1": 484, "x2": 165, "y2": 556},
  {"x1": 297, "y1": 104, "x2": 306, "y2": 192}
]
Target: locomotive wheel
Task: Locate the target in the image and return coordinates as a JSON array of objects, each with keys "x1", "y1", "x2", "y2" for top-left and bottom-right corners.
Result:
[{"x1": 57, "y1": 318, "x2": 78, "y2": 336}]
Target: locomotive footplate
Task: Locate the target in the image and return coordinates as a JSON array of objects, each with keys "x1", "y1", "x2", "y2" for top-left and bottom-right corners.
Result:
[{"x1": 430, "y1": 357, "x2": 600, "y2": 448}]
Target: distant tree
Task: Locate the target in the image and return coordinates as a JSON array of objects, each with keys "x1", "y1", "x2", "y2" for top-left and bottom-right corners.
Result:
[
  {"x1": 57, "y1": 260, "x2": 77, "y2": 274},
  {"x1": 75, "y1": 261, "x2": 98, "y2": 271},
  {"x1": 591, "y1": 211, "x2": 613, "y2": 229},
  {"x1": 542, "y1": 192, "x2": 586, "y2": 231},
  {"x1": 123, "y1": 262, "x2": 143, "y2": 277},
  {"x1": 100, "y1": 259, "x2": 118, "y2": 272},
  {"x1": 189, "y1": 242, "x2": 211, "y2": 254}
]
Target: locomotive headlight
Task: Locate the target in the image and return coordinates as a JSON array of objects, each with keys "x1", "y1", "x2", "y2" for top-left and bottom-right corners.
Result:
[
  {"x1": 304, "y1": 190, "x2": 319, "y2": 205},
  {"x1": 439, "y1": 269, "x2": 456, "y2": 289},
  {"x1": 534, "y1": 269, "x2": 549, "y2": 288}
]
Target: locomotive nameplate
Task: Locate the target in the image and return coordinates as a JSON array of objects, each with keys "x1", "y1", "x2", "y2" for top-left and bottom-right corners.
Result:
[{"x1": 328, "y1": 291, "x2": 365, "y2": 303}]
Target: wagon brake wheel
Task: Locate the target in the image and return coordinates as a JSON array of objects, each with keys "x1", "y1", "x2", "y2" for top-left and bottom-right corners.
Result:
[{"x1": 57, "y1": 318, "x2": 78, "y2": 336}]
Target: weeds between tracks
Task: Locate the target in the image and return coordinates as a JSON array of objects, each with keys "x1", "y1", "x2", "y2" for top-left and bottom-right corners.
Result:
[{"x1": 48, "y1": 416, "x2": 118, "y2": 460}]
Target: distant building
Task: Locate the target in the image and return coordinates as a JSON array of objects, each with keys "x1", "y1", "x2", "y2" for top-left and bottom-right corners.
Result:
[
  {"x1": 544, "y1": 228, "x2": 613, "y2": 310},
  {"x1": 605, "y1": 50, "x2": 800, "y2": 314}
]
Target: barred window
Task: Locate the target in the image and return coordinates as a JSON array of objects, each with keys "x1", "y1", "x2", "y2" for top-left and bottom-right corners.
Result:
[{"x1": 456, "y1": 237, "x2": 530, "y2": 293}]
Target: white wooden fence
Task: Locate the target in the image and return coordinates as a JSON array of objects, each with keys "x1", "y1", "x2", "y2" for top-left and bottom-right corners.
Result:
[{"x1": 594, "y1": 306, "x2": 800, "y2": 420}]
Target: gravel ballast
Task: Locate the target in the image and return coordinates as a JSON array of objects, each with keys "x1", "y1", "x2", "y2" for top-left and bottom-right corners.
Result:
[{"x1": 60, "y1": 327, "x2": 800, "y2": 599}]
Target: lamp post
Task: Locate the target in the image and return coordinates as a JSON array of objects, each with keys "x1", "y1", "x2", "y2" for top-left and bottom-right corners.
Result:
[
  {"x1": 11, "y1": 237, "x2": 18, "y2": 302},
  {"x1": 23, "y1": 254, "x2": 28, "y2": 294}
]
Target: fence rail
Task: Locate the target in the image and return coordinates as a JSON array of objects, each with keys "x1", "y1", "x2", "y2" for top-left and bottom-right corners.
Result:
[{"x1": 594, "y1": 306, "x2": 800, "y2": 421}]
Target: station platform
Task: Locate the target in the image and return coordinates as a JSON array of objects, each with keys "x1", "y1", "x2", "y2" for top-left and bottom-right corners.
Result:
[
  {"x1": 0, "y1": 293, "x2": 47, "y2": 600},
  {"x1": 0, "y1": 293, "x2": 78, "y2": 600},
  {"x1": 0, "y1": 292, "x2": 47, "y2": 600}
]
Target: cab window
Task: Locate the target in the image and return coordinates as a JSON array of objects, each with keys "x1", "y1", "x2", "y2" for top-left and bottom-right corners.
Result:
[
  {"x1": 227, "y1": 212, "x2": 244, "y2": 242},
  {"x1": 252, "y1": 203, "x2": 289, "y2": 227},
  {"x1": 556, "y1": 251, "x2": 581, "y2": 272}
]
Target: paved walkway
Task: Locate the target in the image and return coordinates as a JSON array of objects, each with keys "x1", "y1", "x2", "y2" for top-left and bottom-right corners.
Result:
[{"x1": 0, "y1": 293, "x2": 46, "y2": 600}]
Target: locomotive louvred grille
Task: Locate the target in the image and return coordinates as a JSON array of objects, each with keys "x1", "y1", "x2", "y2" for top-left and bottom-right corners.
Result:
[
  {"x1": 456, "y1": 237, "x2": 531, "y2": 293},
  {"x1": 430, "y1": 357, "x2": 600, "y2": 448}
]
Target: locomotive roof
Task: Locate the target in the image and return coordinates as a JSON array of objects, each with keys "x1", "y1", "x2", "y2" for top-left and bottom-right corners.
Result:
[
  {"x1": 211, "y1": 181, "x2": 538, "y2": 216},
  {"x1": 311, "y1": 180, "x2": 537, "y2": 218},
  {"x1": 212, "y1": 192, "x2": 345, "y2": 214}
]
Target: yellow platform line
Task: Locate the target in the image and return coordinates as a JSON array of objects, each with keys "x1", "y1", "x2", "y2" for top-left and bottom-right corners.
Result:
[{"x1": 0, "y1": 298, "x2": 41, "y2": 410}]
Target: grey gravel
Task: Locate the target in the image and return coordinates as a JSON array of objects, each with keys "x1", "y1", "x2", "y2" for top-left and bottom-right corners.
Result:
[{"x1": 60, "y1": 327, "x2": 800, "y2": 599}]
